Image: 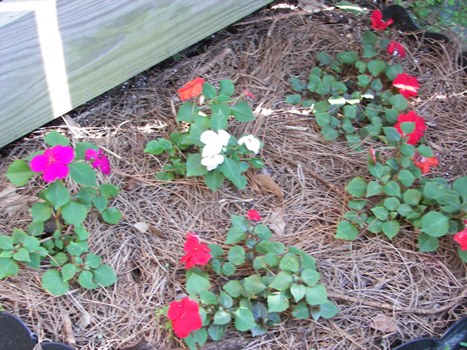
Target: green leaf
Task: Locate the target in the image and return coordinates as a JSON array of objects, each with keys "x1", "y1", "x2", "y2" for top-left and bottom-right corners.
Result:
[
  {"x1": 99, "y1": 184, "x2": 120, "y2": 198},
  {"x1": 219, "y1": 157, "x2": 247, "y2": 189},
  {"x1": 211, "y1": 110, "x2": 229, "y2": 131},
  {"x1": 253, "y1": 224, "x2": 272, "y2": 240},
  {"x1": 75, "y1": 142, "x2": 97, "y2": 160},
  {"x1": 317, "y1": 51, "x2": 333, "y2": 65},
  {"x1": 301, "y1": 269, "x2": 320, "y2": 286},
  {"x1": 244, "y1": 275, "x2": 267, "y2": 295},
  {"x1": 346, "y1": 177, "x2": 367, "y2": 197},
  {"x1": 92, "y1": 195, "x2": 108, "y2": 213},
  {"x1": 202, "y1": 82, "x2": 217, "y2": 99},
  {"x1": 255, "y1": 240, "x2": 285, "y2": 255},
  {"x1": 421, "y1": 212, "x2": 449, "y2": 237},
  {"x1": 315, "y1": 113, "x2": 331, "y2": 127},
  {"x1": 453, "y1": 176, "x2": 467, "y2": 203},
  {"x1": 69, "y1": 162, "x2": 97, "y2": 187},
  {"x1": 186, "y1": 273, "x2": 210, "y2": 296},
  {"x1": 186, "y1": 153, "x2": 208, "y2": 176},
  {"x1": 269, "y1": 271, "x2": 293, "y2": 291},
  {"x1": 219, "y1": 79, "x2": 235, "y2": 97},
  {"x1": 79, "y1": 271, "x2": 98, "y2": 289},
  {"x1": 86, "y1": 254, "x2": 102, "y2": 269},
  {"x1": 279, "y1": 253, "x2": 300, "y2": 273},
  {"x1": 319, "y1": 301, "x2": 340, "y2": 319},
  {"x1": 67, "y1": 241, "x2": 88, "y2": 256},
  {"x1": 176, "y1": 102, "x2": 198, "y2": 122},
  {"x1": 218, "y1": 292, "x2": 234, "y2": 308},
  {"x1": 366, "y1": 181, "x2": 383, "y2": 197},
  {"x1": 227, "y1": 246, "x2": 246, "y2": 266},
  {"x1": 44, "y1": 131, "x2": 70, "y2": 146},
  {"x1": 0, "y1": 258, "x2": 18, "y2": 279},
  {"x1": 398, "y1": 169, "x2": 415, "y2": 187},
  {"x1": 102, "y1": 207, "x2": 122, "y2": 224},
  {"x1": 6, "y1": 160, "x2": 35, "y2": 186},
  {"x1": 371, "y1": 207, "x2": 389, "y2": 221},
  {"x1": 348, "y1": 200, "x2": 367, "y2": 211},
  {"x1": 61, "y1": 263, "x2": 78, "y2": 282},
  {"x1": 385, "y1": 64, "x2": 404, "y2": 81},
  {"x1": 22, "y1": 236, "x2": 40, "y2": 252},
  {"x1": 357, "y1": 74, "x2": 370, "y2": 87},
  {"x1": 44, "y1": 181, "x2": 70, "y2": 209},
  {"x1": 30, "y1": 202, "x2": 52, "y2": 223},
  {"x1": 335, "y1": 221, "x2": 359, "y2": 240},
  {"x1": 291, "y1": 283, "x2": 307, "y2": 303},
  {"x1": 286, "y1": 94, "x2": 302, "y2": 105},
  {"x1": 291, "y1": 76, "x2": 306, "y2": 92},
  {"x1": 225, "y1": 227, "x2": 247, "y2": 244},
  {"x1": 292, "y1": 302, "x2": 310, "y2": 319},
  {"x1": 62, "y1": 201, "x2": 89, "y2": 226},
  {"x1": 214, "y1": 310, "x2": 231, "y2": 325},
  {"x1": 200, "y1": 290, "x2": 218, "y2": 305},
  {"x1": 267, "y1": 292, "x2": 289, "y2": 312},
  {"x1": 403, "y1": 189, "x2": 422, "y2": 206},
  {"x1": 144, "y1": 138, "x2": 172, "y2": 155},
  {"x1": 93, "y1": 264, "x2": 117, "y2": 287},
  {"x1": 223, "y1": 280, "x2": 245, "y2": 298},
  {"x1": 336, "y1": 51, "x2": 358, "y2": 65},
  {"x1": 222, "y1": 262, "x2": 235, "y2": 277},
  {"x1": 0, "y1": 236, "x2": 13, "y2": 250},
  {"x1": 233, "y1": 307, "x2": 256, "y2": 331},
  {"x1": 231, "y1": 101, "x2": 255, "y2": 122},
  {"x1": 343, "y1": 105, "x2": 358, "y2": 119},
  {"x1": 383, "y1": 181, "x2": 401, "y2": 197},
  {"x1": 384, "y1": 197, "x2": 400, "y2": 211},
  {"x1": 390, "y1": 94, "x2": 408, "y2": 111},
  {"x1": 382, "y1": 220, "x2": 400, "y2": 239},
  {"x1": 419, "y1": 233, "x2": 439, "y2": 252},
  {"x1": 208, "y1": 324, "x2": 226, "y2": 341},
  {"x1": 400, "y1": 122, "x2": 415, "y2": 135},
  {"x1": 204, "y1": 170, "x2": 225, "y2": 191},
  {"x1": 305, "y1": 284, "x2": 328, "y2": 306},
  {"x1": 42, "y1": 270, "x2": 69, "y2": 295},
  {"x1": 367, "y1": 60, "x2": 386, "y2": 76},
  {"x1": 383, "y1": 127, "x2": 402, "y2": 143}
]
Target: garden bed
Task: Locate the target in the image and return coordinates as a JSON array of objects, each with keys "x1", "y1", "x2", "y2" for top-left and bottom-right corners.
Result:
[{"x1": 0, "y1": 2, "x2": 465, "y2": 349}]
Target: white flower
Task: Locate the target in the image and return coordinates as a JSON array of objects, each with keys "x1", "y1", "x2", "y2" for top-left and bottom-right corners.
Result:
[
  {"x1": 200, "y1": 130, "x2": 230, "y2": 157},
  {"x1": 238, "y1": 135, "x2": 261, "y2": 154},
  {"x1": 201, "y1": 154, "x2": 225, "y2": 171}
]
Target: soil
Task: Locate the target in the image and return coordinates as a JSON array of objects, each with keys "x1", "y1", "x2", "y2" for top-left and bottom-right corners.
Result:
[{"x1": 0, "y1": 1, "x2": 465, "y2": 350}]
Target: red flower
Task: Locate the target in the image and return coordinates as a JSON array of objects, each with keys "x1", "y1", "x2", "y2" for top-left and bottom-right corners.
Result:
[
  {"x1": 369, "y1": 148, "x2": 377, "y2": 164},
  {"x1": 247, "y1": 209, "x2": 261, "y2": 221},
  {"x1": 180, "y1": 233, "x2": 211, "y2": 269},
  {"x1": 453, "y1": 221, "x2": 467, "y2": 251},
  {"x1": 168, "y1": 297, "x2": 202, "y2": 338},
  {"x1": 394, "y1": 111, "x2": 426, "y2": 145},
  {"x1": 393, "y1": 73, "x2": 419, "y2": 98},
  {"x1": 370, "y1": 10, "x2": 394, "y2": 30},
  {"x1": 177, "y1": 77, "x2": 205, "y2": 101},
  {"x1": 30, "y1": 145, "x2": 75, "y2": 183},
  {"x1": 243, "y1": 89, "x2": 256, "y2": 99},
  {"x1": 387, "y1": 41, "x2": 406, "y2": 58},
  {"x1": 85, "y1": 148, "x2": 111, "y2": 175},
  {"x1": 413, "y1": 154, "x2": 439, "y2": 174}
]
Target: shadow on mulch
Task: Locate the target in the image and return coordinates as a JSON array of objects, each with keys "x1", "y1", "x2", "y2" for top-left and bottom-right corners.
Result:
[{"x1": 0, "y1": 2, "x2": 465, "y2": 350}]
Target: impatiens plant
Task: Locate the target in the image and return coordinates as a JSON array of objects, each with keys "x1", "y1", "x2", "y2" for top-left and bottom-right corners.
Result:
[
  {"x1": 165, "y1": 211, "x2": 338, "y2": 349},
  {"x1": 145, "y1": 78, "x2": 264, "y2": 191},
  {"x1": 2, "y1": 131, "x2": 121, "y2": 295}
]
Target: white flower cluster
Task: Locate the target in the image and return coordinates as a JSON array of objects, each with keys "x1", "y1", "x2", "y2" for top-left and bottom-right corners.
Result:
[
  {"x1": 200, "y1": 130, "x2": 230, "y2": 171},
  {"x1": 238, "y1": 135, "x2": 261, "y2": 154}
]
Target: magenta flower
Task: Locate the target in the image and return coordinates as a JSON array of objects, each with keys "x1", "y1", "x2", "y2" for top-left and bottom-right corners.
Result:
[
  {"x1": 30, "y1": 145, "x2": 75, "y2": 183},
  {"x1": 85, "y1": 149, "x2": 111, "y2": 175}
]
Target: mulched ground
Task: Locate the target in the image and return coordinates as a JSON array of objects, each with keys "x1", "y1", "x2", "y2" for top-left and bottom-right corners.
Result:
[{"x1": 0, "y1": 1, "x2": 466, "y2": 349}]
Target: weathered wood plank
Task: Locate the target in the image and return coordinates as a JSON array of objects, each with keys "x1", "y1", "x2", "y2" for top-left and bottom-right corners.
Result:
[{"x1": 0, "y1": 0, "x2": 271, "y2": 148}]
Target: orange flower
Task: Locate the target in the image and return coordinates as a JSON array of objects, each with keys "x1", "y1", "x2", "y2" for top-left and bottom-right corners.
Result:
[
  {"x1": 414, "y1": 154, "x2": 439, "y2": 174},
  {"x1": 177, "y1": 77, "x2": 205, "y2": 101}
]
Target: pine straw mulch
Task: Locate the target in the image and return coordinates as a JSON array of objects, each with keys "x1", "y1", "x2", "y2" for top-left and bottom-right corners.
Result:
[{"x1": 0, "y1": 3, "x2": 466, "y2": 350}]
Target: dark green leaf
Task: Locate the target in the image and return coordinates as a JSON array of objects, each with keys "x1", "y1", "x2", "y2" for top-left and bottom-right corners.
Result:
[
  {"x1": 44, "y1": 181, "x2": 70, "y2": 209},
  {"x1": 6, "y1": 160, "x2": 35, "y2": 186},
  {"x1": 421, "y1": 212, "x2": 449, "y2": 237},
  {"x1": 44, "y1": 131, "x2": 70, "y2": 146},
  {"x1": 30, "y1": 202, "x2": 52, "y2": 223},
  {"x1": 346, "y1": 177, "x2": 367, "y2": 197},
  {"x1": 69, "y1": 162, "x2": 97, "y2": 187},
  {"x1": 186, "y1": 273, "x2": 210, "y2": 296},
  {"x1": 233, "y1": 307, "x2": 256, "y2": 331},
  {"x1": 419, "y1": 233, "x2": 439, "y2": 252},
  {"x1": 42, "y1": 270, "x2": 69, "y2": 295},
  {"x1": 244, "y1": 275, "x2": 267, "y2": 295},
  {"x1": 231, "y1": 101, "x2": 255, "y2": 122},
  {"x1": 186, "y1": 153, "x2": 208, "y2": 176},
  {"x1": 144, "y1": 138, "x2": 173, "y2": 155},
  {"x1": 219, "y1": 158, "x2": 247, "y2": 189},
  {"x1": 102, "y1": 207, "x2": 122, "y2": 224},
  {"x1": 227, "y1": 246, "x2": 246, "y2": 266}
]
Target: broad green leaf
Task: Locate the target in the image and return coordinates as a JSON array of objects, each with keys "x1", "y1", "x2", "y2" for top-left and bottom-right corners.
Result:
[
  {"x1": 227, "y1": 246, "x2": 246, "y2": 266},
  {"x1": 79, "y1": 271, "x2": 98, "y2": 289},
  {"x1": 30, "y1": 202, "x2": 52, "y2": 223},
  {"x1": 383, "y1": 127, "x2": 402, "y2": 143},
  {"x1": 453, "y1": 176, "x2": 467, "y2": 202},
  {"x1": 186, "y1": 273, "x2": 210, "y2": 296},
  {"x1": 244, "y1": 275, "x2": 267, "y2": 295},
  {"x1": 336, "y1": 51, "x2": 359, "y2": 65},
  {"x1": 267, "y1": 292, "x2": 289, "y2": 312},
  {"x1": 321, "y1": 126, "x2": 339, "y2": 141},
  {"x1": 383, "y1": 197, "x2": 400, "y2": 211},
  {"x1": 42, "y1": 270, "x2": 69, "y2": 295},
  {"x1": 213, "y1": 310, "x2": 231, "y2": 325},
  {"x1": 44, "y1": 131, "x2": 70, "y2": 146},
  {"x1": 317, "y1": 51, "x2": 333, "y2": 65},
  {"x1": 44, "y1": 181, "x2": 70, "y2": 209},
  {"x1": 99, "y1": 184, "x2": 120, "y2": 198},
  {"x1": 343, "y1": 105, "x2": 357, "y2": 119},
  {"x1": 22, "y1": 236, "x2": 40, "y2": 251},
  {"x1": 253, "y1": 224, "x2": 272, "y2": 240},
  {"x1": 6, "y1": 160, "x2": 35, "y2": 186},
  {"x1": 186, "y1": 153, "x2": 208, "y2": 176},
  {"x1": 301, "y1": 269, "x2": 320, "y2": 286},
  {"x1": 319, "y1": 301, "x2": 340, "y2": 319},
  {"x1": 225, "y1": 226, "x2": 247, "y2": 244},
  {"x1": 419, "y1": 233, "x2": 439, "y2": 252},
  {"x1": 305, "y1": 284, "x2": 328, "y2": 306},
  {"x1": 144, "y1": 138, "x2": 173, "y2": 155},
  {"x1": 315, "y1": 113, "x2": 331, "y2": 127},
  {"x1": 367, "y1": 60, "x2": 386, "y2": 76},
  {"x1": 211, "y1": 111, "x2": 229, "y2": 131},
  {"x1": 346, "y1": 177, "x2": 367, "y2": 197},
  {"x1": 291, "y1": 283, "x2": 307, "y2": 303},
  {"x1": 204, "y1": 170, "x2": 225, "y2": 191},
  {"x1": 398, "y1": 169, "x2": 415, "y2": 187},
  {"x1": 202, "y1": 82, "x2": 217, "y2": 99},
  {"x1": 389, "y1": 94, "x2": 408, "y2": 111},
  {"x1": 69, "y1": 162, "x2": 97, "y2": 187},
  {"x1": 219, "y1": 158, "x2": 247, "y2": 189},
  {"x1": 383, "y1": 181, "x2": 401, "y2": 197},
  {"x1": 371, "y1": 206, "x2": 388, "y2": 221},
  {"x1": 421, "y1": 212, "x2": 449, "y2": 237},
  {"x1": 279, "y1": 253, "x2": 300, "y2": 273},
  {"x1": 400, "y1": 122, "x2": 415, "y2": 135},
  {"x1": 62, "y1": 201, "x2": 89, "y2": 226},
  {"x1": 231, "y1": 101, "x2": 255, "y2": 122},
  {"x1": 291, "y1": 77, "x2": 306, "y2": 92},
  {"x1": 0, "y1": 236, "x2": 13, "y2": 250},
  {"x1": 366, "y1": 181, "x2": 383, "y2": 197},
  {"x1": 218, "y1": 292, "x2": 233, "y2": 308},
  {"x1": 86, "y1": 254, "x2": 101, "y2": 269},
  {"x1": 67, "y1": 241, "x2": 88, "y2": 256},
  {"x1": 292, "y1": 302, "x2": 310, "y2": 319},
  {"x1": 348, "y1": 200, "x2": 367, "y2": 211},
  {"x1": 75, "y1": 142, "x2": 97, "y2": 160},
  {"x1": 219, "y1": 79, "x2": 235, "y2": 97},
  {"x1": 61, "y1": 263, "x2": 78, "y2": 282},
  {"x1": 385, "y1": 64, "x2": 404, "y2": 81},
  {"x1": 176, "y1": 102, "x2": 198, "y2": 122},
  {"x1": 102, "y1": 207, "x2": 122, "y2": 224},
  {"x1": 0, "y1": 258, "x2": 18, "y2": 279},
  {"x1": 208, "y1": 324, "x2": 226, "y2": 341},
  {"x1": 335, "y1": 221, "x2": 359, "y2": 240},
  {"x1": 403, "y1": 189, "x2": 422, "y2": 206},
  {"x1": 200, "y1": 290, "x2": 218, "y2": 305},
  {"x1": 269, "y1": 271, "x2": 293, "y2": 291},
  {"x1": 92, "y1": 195, "x2": 108, "y2": 213},
  {"x1": 382, "y1": 220, "x2": 400, "y2": 239},
  {"x1": 233, "y1": 307, "x2": 256, "y2": 331},
  {"x1": 357, "y1": 74, "x2": 370, "y2": 87},
  {"x1": 223, "y1": 280, "x2": 245, "y2": 298},
  {"x1": 255, "y1": 240, "x2": 285, "y2": 255},
  {"x1": 286, "y1": 94, "x2": 302, "y2": 105}
]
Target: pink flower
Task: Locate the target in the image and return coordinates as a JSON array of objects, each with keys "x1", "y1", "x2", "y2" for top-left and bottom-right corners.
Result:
[
  {"x1": 168, "y1": 297, "x2": 202, "y2": 338},
  {"x1": 394, "y1": 111, "x2": 426, "y2": 145},
  {"x1": 85, "y1": 149, "x2": 111, "y2": 175},
  {"x1": 393, "y1": 73, "x2": 419, "y2": 98},
  {"x1": 30, "y1": 145, "x2": 75, "y2": 183},
  {"x1": 370, "y1": 10, "x2": 394, "y2": 30},
  {"x1": 387, "y1": 41, "x2": 406, "y2": 58},
  {"x1": 180, "y1": 233, "x2": 211, "y2": 269},
  {"x1": 247, "y1": 209, "x2": 261, "y2": 221},
  {"x1": 453, "y1": 221, "x2": 467, "y2": 251},
  {"x1": 243, "y1": 89, "x2": 256, "y2": 99}
]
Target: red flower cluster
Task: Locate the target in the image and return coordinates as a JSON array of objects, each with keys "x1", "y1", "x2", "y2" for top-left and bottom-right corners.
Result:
[
  {"x1": 413, "y1": 154, "x2": 439, "y2": 174},
  {"x1": 370, "y1": 10, "x2": 394, "y2": 30},
  {"x1": 168, "y1": 297, "x2": 202, "y2": 338},
  {"x1": 247, "y1": 209, "x2": 261, "y2": 221},
  {"x1": 393, "y1": 73, "x2": 419, "y2": 98},
  {"x1": 180, "y1": 233, "x2": 211, "y2": 269},
  {"x1": 177, "y1": 77, "x2": 205, "y2": 101},
  {"x1": 387, "y1": 41, "x2": 406, "y2": 58},
  {"x1": 454, "y1": 221, "x2": 467, "y2": 251},
  {"x1": 394, "y1": 111, "x2": 426, "y2": 145}
]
